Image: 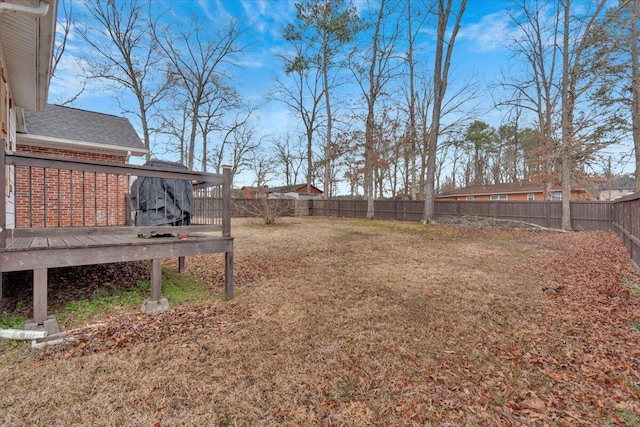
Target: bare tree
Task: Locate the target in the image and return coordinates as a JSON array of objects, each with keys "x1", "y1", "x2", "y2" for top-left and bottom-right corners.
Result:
[
  {"x1": 350, "y1": 0, "x2": 403, "y2": 218},
  {"x1": 274, "y1": 22, "x2": 326, "y2": 193},
  {"x1": 77, "y1": 0, "x2": 170, "y2": 161},
  {"x1": 598, "y1": 0, "x2": 640, "y2": 190},
  {"x1": 50, "y1": 0, "x2": 86, "y2": 105},
  {"x1": 502, "y1": 0, "x2": 562, "y2": 200},
  {"x1": 287, "y1": 0, "x2": 360, "y2": 198},
  {"x1": 422, "y1": 0, "x2": 467, "y2": 222},
  {"x1": 156, "y1": 99, "x2": 190, "y2": 164},
  {"x1": 559, "y1": 0, "x2": 611, "y2": 230},
  {"x1": 198, "y1": 81, "x2": 242, "y2": 172},
  {"x1": 247, "y1": 149, "x2": 276, "y2": 189},
  {"x1": 213, "y1": 114, "x2": 261, "y2": 186},
  {"x1": 155, "y1": 16, "x2": 245, "y2": 171},
  {"x1": 632, "y1": 0, "x2": 640, "y2": 190},
  {"x1": 273, "y1": 135, "x2": 307, "y2": 186},
  {"x1": 403, "y1": 0, "x2": 434, "y2": 199}
]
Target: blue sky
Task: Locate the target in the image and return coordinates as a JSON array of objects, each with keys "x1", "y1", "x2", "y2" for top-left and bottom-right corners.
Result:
[{"x1": 48, "y1": 0, "x2": 634, "y2": 189}]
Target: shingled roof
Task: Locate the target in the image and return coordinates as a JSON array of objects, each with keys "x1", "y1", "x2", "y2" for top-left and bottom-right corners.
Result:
[{"x1": 18, "y1": 104, "x2": 146, "y2": 156}]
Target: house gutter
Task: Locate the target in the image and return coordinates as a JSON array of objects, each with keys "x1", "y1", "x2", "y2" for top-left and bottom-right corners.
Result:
[{"x1": 0, "y1": 1, "x2": 49, "y2": 16}]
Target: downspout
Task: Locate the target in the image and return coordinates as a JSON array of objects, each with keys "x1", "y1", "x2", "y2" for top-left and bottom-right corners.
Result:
[{"x1": 0, "y1": 1, "x2": 50, "y2": 16}]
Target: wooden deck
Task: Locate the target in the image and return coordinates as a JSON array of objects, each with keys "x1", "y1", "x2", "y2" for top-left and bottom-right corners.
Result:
[{"x1": 0, "y1": 151, "x2": 235, "y2": 334}]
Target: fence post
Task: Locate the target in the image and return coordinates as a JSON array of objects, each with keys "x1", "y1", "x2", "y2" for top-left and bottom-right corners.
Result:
[
  {"x1": 222, "y1": 165, "x2": 231, "y2": 237},
  {"x1": 545, "y1": 201, "x2": 550, "y2": 228}
]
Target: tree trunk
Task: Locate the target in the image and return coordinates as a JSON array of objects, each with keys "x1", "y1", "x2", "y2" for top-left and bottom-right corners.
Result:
[
  {"x1": 323, "y1": 41, "x2": 332, "y2": 199},
  {"x1": 423, "y1": 0, "x2": 466, "y2": 222},
  {"x1": 560, "y1": 0, "x2": 572, "y2": 231},
  {"x1": 632, "y1": 0, "x2": 640, "y2": 191}
]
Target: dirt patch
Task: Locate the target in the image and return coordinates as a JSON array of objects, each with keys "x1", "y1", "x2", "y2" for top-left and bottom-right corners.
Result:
[{"x1": 1, "y1": 217, "x2": 639, "y2": 426}]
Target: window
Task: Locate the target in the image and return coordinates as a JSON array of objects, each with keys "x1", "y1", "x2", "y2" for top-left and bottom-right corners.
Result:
[
  {"x1": 466, "y1": 195, "x2": 474, "y2": 201},
  {"x1": 490, "y1": 194, "x2": 508, "y2": 201},
  {"x1": 527, "y1": 193, "x2": 535, "y2": 201},
  {"x1": 551, "y1": 192, "x2": 562, "y2": 200}
]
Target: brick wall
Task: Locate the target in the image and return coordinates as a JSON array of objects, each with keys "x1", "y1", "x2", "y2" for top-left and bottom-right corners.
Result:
[{"x1": 15, "y1": 145, "x2": 129, "y2": 228}]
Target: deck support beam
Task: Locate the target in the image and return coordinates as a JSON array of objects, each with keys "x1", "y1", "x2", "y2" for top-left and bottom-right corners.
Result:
[{"x1": 140, "y1": 258, "x2": 169, "y2": 315}]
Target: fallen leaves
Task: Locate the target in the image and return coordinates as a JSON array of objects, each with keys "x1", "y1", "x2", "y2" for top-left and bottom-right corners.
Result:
[{"x1": 2, "y1": 219, "x2": 640, "y2": 426}]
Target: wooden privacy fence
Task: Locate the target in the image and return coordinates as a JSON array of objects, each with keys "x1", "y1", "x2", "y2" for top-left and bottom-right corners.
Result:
[
  {"x1": 308, "y1": 199, "x2": 614, "y2": 231},
  {"x1": 235, "y1": 196, "x2": 637, "y2": 273},
  {"x1": 612, "y1": 192, "x2": 640, "y2": 273}
]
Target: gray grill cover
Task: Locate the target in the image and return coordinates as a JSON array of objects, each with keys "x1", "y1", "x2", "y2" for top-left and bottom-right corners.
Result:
[{"x1": 130, "y1": 160, "x2": 193, "y2": 227}]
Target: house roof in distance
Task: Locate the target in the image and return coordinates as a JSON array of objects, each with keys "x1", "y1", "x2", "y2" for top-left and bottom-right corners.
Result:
[
  {"x1": 437, "y1": 181, "x2": 563, "y2": 197},
  {"x1": 242, "y1": 183, "x2": 323, "y2": 194},
  {"x1": 269, "y1": 183, "x2": 323, "y2": 193},
  {"x1": 19, "y1": 104, "x2": 147, "y2": 156}
]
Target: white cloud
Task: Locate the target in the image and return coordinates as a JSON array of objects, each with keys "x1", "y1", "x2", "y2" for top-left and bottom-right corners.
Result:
[
  {"x1": 239, "y1": 0, "x2": 296, "y2": 38},
  {"x1": 457, "y1": 11, "x2": 516, "y2": 53}
]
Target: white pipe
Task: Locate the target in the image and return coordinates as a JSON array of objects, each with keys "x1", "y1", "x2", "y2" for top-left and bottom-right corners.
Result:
[
  {"x1": 0, "y1": 328, "x2": 47, "y2": 340},
  {"x1": 0, "y1": 1, "x2": 50, "y2": 17}
]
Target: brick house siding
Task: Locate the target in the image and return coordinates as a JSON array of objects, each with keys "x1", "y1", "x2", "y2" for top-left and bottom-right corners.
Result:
[{"x1": 14, "y1": 144, "x2": 129, "y2": 228}]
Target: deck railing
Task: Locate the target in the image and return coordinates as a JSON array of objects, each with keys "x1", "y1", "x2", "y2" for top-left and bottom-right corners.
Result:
[{"x1": 0, "y1": 151, "x2": 231, "y2": 248}]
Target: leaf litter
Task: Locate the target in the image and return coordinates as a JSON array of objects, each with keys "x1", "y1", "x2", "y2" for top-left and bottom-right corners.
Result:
[{"x1": 1, "y1": 218, "x2": 639, "y2": 426}]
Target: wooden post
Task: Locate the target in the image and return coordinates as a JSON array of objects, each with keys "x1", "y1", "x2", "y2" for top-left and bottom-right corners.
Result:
[
  {"x1": 225, "y1": 248, "x2": 234, "y2": 299},
  {"x1": 178, "y1": 256, "x2": 186, "y2": 273},
  {"x1": 33, "y1": 269, "x2": 47, "y2": 325},
  {"x1": 151, "y1": 258, "x2": 162, "y2": 301},
  {"x1": 141, "y1": 258, "x2": 169, "y2": 314},
  {"x1": 222, "y1": 165, "x2": 231, "y2": 237}
]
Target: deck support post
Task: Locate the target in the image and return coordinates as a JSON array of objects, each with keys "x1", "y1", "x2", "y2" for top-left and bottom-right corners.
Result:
[
  {"x1": 140, "y1": 258, "x2": 169, "y2": 315},
  {"x1": 151, "y1": 258, "x2": 162, "y2": 301},
  {"x1": 33, "y1": 268, "x2": 47, "y2": 324},
  {"x1": 24, "y1": 268, "x2": 59, "y2": 335},
  {"x1": 178, "y1": 256, "x2": 186, "y2": 273},
  {"x1": 225, "y1": 247, "x2": 234, "y2": 300}
]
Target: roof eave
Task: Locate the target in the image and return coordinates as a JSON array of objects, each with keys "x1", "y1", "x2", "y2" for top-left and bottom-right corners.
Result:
[
  {"x1": 17, "y1": 133, "x2": 148, "y2": 157},
  {"x1": 0, "y1": 0, "x2": 58, "y2": 111}
]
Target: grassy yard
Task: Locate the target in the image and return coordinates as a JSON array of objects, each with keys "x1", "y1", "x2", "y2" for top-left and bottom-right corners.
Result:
[{"x1": 1, "y1": 217, "x2": 640, "y2": 426}]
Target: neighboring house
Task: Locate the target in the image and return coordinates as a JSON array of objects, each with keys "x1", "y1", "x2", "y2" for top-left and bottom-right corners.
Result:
[
  {"x1": 241, "y1": 183, "x2": 323, "y2": 200},
  {"x1": 230, "y1": 188, "x2": 245, "y2": 199},
  {"x1": 436, "y1": 181, "x2": 590, "y2": 201},
  {"x1": 13, "y1": 105, "x2": 146, "y2": 227},
  {"x1": 598, "y1": 176, "x2": 635, "y2": 201}
]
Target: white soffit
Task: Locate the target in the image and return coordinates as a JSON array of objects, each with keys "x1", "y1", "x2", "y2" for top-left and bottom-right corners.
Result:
[{"x1": 0, "y1": 0, "x2": 58, "y2": 111}]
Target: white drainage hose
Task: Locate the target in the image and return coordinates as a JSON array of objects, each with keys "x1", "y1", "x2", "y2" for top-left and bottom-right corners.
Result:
[{"x1": 0, "y1": 328, "x2": 47, "y2": 340}]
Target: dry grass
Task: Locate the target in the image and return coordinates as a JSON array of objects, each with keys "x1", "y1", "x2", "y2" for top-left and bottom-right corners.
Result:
[{"x1": 1, "y1": 217, "x2": 640, "y2": 426}]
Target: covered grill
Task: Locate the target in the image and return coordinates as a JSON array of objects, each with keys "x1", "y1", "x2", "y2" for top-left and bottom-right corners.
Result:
[{"x1": 130, "y1": 160, "x2": 193, "y2": 229}]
